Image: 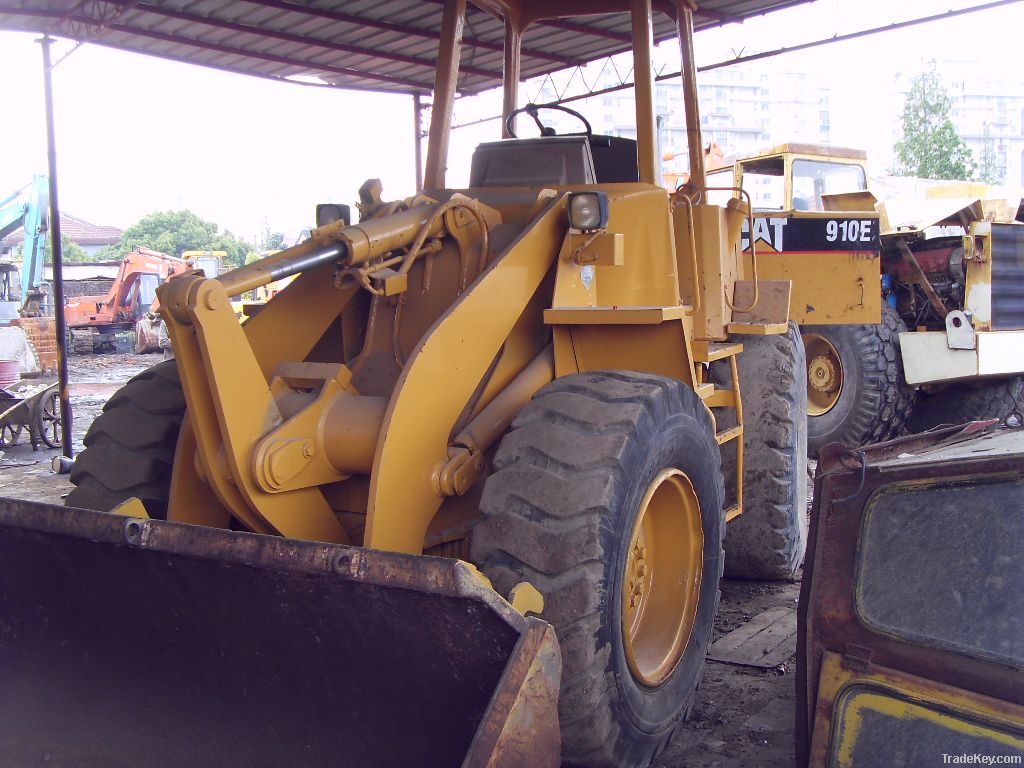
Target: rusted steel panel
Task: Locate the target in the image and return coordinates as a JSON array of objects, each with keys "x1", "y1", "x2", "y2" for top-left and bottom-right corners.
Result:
[
  {"x1": 805, "y1": 653, "x2": 1024, "y2": 768},
  {"x1": 799, "y1": 425, "x2": 1024, "y2": 767},
  {"x1": 0, "y1": 499, "x2": 559, "y2": 768},
  {"x1": 991, "y1": 222, "x2": 1024, "y2": 330},
  {"x1": 0, "y1": 0, "x2": 799, "y2": 96}
]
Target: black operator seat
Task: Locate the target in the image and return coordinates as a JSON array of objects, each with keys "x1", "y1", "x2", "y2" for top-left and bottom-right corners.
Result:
[
  {"x1": 588, "y1": 135, "x2": 641, "y2": 184},
  {"x1": 470, "y1": 135, "x2": 639, "y2": 187}
]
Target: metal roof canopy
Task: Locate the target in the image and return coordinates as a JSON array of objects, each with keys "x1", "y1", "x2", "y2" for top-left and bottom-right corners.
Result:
[{"x1": 0, "y1": 0, "x2": 812, "y2": 96}]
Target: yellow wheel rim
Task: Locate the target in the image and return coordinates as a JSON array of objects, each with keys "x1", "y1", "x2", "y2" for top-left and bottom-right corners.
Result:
[
  {"x1": 804, "y1": 333, "x2": 844, "y2": 417},
  {"x1": 622, "y1": 468, "x2": 703, "y2": 688}
]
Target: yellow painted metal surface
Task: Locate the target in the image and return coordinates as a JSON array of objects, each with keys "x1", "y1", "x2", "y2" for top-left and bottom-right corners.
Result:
[
  {"x1": 745, "y1": 250, "x2": 880, "y2": 325},
  {"x1": 165, "y1": 261, "x2": 363, "y2": 529},
  {"x1": 804, "y1": 333, "x2": 844, "y2": 416},
  {"x1": 566, "y1": 322, "x2": 695, "y2": 385},
  {"x1": 509, "y1": 582, "x2": 545, "y2": 616},
  {"x1": 810, "y1": 652, "x2": 1024, "y2": 768},
  {"x1": 674, "y1": 202, "x2": 747, "y2": 341},
  {"x1": 109, "y1": 497, "x2": 150, "y2": 519},
  {"x1": 148, "y1": 0, "x2": 763, "y2": 570},
  {"x1": 365, "y1": 195, "x2": 567, "y2": 553},
  {"x1": 691, "y1": 340, "x2": 743, "y2": 362},
  {"x1": 727, "y1": 322, "x2": 789, "y2": 336},
  {"x1": 703, "y1": 144, "x2": 879, "y2": 327},
  {"x1": 730, "y1": 279, "x2": 792, "y2": 326},
  {"x1": 170, "y1": 277, "x2": 348, "y2": 542},
  {"x1": 565, "y1": 231, "x2": 624, "y2": 266},
  {"x1": 965, "y1": 222, "x2": 994, "y2": 331},
  {"x1": 544, "y1": 306, "x2": 688, "y2": 324},
  {"x1": 167, "y1": 420, "x2": 233, "y2": 528},
  {"x1": 622, "y1": 468, "x2": 703, "y2": 687},
  {"x1": 163, "y1": 292, "x2": 276, "y2": 535},
  {"x1": 630, "y1": 0, "x2": 658, "y2": 185},
  {"x1": 731, "y1": 149, "x2": 868, "y2": 213},
  {"x1": 551, "y1": 184, "x2": 681, "y2": 311}
]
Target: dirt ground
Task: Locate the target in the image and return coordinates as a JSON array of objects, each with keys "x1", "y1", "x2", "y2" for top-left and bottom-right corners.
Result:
[
  {"x1": 0, "y1": 352, "x2": 154, "y2": 504},
  {"x1": 0, "y1": 352, "x2": 806, "y2": 767},
  {"x1": 658, "y1": 578, "x2": 801, "y2": 768}
]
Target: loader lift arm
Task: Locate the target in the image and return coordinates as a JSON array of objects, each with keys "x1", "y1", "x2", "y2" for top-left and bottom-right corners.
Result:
[{"x1": 159, "y1": 193, "x2": 563, "y2": 552}]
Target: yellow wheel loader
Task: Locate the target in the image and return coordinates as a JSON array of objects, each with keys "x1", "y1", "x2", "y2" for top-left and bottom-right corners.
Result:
[
  {"x1": 706, "y1": 144, "x2": 913, "y2": 457},
  {"x1": 709, "y1": 143, "x2": 1024, "y2": 456},
  {"x1": 0, "y1": 3, "x2": 807, "y2": 766}
]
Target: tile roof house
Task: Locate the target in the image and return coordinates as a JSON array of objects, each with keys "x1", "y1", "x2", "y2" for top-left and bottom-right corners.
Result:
[{"x1": 0, "y1": 212, "x2": 122, "y2": 259}]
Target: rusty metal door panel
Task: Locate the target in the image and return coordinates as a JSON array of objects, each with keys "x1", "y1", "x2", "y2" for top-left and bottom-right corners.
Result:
[
  {"x1": 806, "y1": 653, "x2": 1024, "y2": 768},
  {"x1": 0, "y1": 499, "x2": 559, "y2": 768},
  {"x1": 991, "y1": 222, "x2": 1024, "y2": 330},
  {"x1": 798, "y1": 426, "x2": 1024, "y2": 767},
  {"x1": 854, "y1": 477, "x2": 1024, "y2": 667}
]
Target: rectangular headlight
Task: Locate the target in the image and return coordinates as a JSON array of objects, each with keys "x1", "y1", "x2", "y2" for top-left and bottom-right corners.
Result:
[
  {"x1": 568, "y1": 192, "x2": 609, "y2": 232},
  {"x1": 316, "y1": 203, "x2": 351, "y2": 228}
]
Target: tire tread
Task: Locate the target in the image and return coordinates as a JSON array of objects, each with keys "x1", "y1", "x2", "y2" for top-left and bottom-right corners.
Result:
[{"x1": 472, "y1": 371, "x2": 724, "y2": 767}]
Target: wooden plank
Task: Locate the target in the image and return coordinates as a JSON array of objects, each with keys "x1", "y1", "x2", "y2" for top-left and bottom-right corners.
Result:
[
  {"x1": 727, "y1": 321, "x2": 789, "y2": 336},
  {"x1": 708, "y1": 587, "x2": 800, "y2": 668}
]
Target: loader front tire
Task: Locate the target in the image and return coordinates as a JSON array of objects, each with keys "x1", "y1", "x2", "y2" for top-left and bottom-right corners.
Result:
[
  {"x1": 66, "y1": 360, "x2": 185, "y2": 519},
  {"x1": 717, "y1": 322, "x2": 809, "y2": 580},
  {"x1": 472, "y1": 371, "x2": 724, "y2": 768},
  {"x1": 803, "y1": 305, "x2": 915, "y2": 457}
]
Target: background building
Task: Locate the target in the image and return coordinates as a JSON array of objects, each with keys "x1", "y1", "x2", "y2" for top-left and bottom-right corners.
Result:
[{"x1": 0, "y1": 212, "x2": 121, "y2": 260}]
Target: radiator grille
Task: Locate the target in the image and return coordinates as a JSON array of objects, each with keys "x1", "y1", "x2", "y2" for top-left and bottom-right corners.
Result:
[{"x1": 991, "y1": 223, "x2": 1024, "y2": 330}]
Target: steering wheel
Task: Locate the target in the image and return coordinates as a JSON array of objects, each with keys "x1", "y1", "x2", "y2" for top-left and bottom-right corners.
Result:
[{"x1": 505, "y1": 102, "x2": 593, "y2": 139}]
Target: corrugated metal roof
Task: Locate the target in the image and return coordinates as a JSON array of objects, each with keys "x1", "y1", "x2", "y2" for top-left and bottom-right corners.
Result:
[{"x1": 0, "y1": 1, "x2": 812, "y2": 95}]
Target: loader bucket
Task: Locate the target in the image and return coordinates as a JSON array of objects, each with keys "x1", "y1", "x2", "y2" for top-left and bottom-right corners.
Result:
[{"x1": 0, "y1": 499, "x2": 561, "y2": 768}]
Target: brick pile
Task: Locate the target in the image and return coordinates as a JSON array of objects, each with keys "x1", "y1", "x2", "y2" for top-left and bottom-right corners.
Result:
[{"x1": 11, "y1": 317, "x2": 59, "y2": 373}]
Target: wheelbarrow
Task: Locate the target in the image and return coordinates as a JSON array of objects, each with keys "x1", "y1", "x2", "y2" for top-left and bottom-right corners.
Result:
[{"x1": 0, "y1": 381, "x2": 62, "y2": 451}]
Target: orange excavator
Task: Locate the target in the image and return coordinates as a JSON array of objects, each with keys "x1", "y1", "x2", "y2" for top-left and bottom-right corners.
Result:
[{"x1": 64, "y1": 248, "x2": 188, "y2": 354}]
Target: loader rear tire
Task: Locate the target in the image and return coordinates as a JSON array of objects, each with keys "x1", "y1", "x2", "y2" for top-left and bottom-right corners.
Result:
[
  {"x1": 66, "y1": 360, "x2": 185, "y2": 519},
  {"x1": 803, "y1": 305, "x2": 915, "y2": 458},
  {"x1": 472, "y1": 371, "x2": 724, "y2": 768},
  {"x1": 906, "y1": 376, "x2": 1024, "y2": 432},
  {"x1": 717, "y1": 322, "x2": 809, "y2": 580}
]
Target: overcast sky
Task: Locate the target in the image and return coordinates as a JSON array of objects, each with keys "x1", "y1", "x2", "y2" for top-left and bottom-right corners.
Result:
[{"x1": 0, "y1": 0, "x2": 1020, "y2": 245}]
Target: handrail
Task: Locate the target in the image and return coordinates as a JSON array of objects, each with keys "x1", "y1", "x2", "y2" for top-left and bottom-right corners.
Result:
[
  {"x1": 701, "y1": 186, "x2": 759, "y2": 314},
  {"x1": 673, "y1": 192, "x2": 702, "y2": 317}
]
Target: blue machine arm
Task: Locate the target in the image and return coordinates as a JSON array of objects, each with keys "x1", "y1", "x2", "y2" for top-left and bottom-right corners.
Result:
[{"x1": 19, "y1": 175, "x2": 50, "y2": 311}]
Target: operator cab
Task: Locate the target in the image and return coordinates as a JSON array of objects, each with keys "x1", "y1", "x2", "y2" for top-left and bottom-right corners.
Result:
[
  {"x1": 707, "y1": 144, "x2": 869, "y2": 212},
  {"x1": 470, "y1": 103, "x2": 639, "y2": 187}
]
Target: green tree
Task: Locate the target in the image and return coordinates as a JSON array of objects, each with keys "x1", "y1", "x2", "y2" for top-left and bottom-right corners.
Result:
[
  {"x1": 93, "y1": 243, "x2": 122, "y2": 260},
  {"x1": 117, "y1": 209, "x2": 253, "y2": 268},
  {"x1": 893, "y1": 66, "x2": 976, "y2": 180},
  {"x1": 978, "y1": 124, "x2": 1000, "y2": 184},
  {"x1": 264, "y1": 231, "x2": 286, "y2": 251},
  {"x1": 17, "y1": 232, "x2": 90, "y2": 263}
]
